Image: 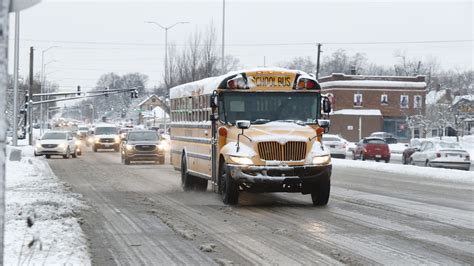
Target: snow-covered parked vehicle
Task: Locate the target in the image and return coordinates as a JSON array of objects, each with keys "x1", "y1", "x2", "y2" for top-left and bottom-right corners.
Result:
[
  {"x1": 169, "y1": 68, "x2": 333, "y2": 206},
  {"x1": 322, "y1": 134, "x2": 347, "y2": 159},
  {"x1": 410, "y1": 140, "x2": 471, "y2": 170}
]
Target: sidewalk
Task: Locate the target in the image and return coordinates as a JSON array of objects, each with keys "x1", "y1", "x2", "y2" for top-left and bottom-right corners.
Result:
[{"x1": 4, "y1": 145, "x2": 90, "y2": 265}]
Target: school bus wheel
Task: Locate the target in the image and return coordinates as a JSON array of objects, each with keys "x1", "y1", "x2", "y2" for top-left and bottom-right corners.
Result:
[
  {"x1": 219, "y1": 161, "x2": 239, "y2": 205},
  {"x1": 310, "y1": 179, "x2": 330, "y2": 206},
  {"x1": 181, "y1": 154, "x2": 194, "y2": 191}
]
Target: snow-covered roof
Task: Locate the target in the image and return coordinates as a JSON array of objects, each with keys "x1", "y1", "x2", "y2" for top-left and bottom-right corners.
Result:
[
  {"x1": 169, "y1": 67, "x2": 305, "y2": 99},
  {"x1": 320, "y1": 80, "x2": 426, "y2": 89},
  {"x1": 137, "y1": 94, "x2": 160, "y2": 107},
  {"x1": 332, "y1": 109, "x2": 382, "y2": 116},
  {"x1": 426, "y1": 90, "x2": 447, "y2": 105},
  {"x1": 453, "y1": 94, "x2": 474, "y2": 105},
  {"x1": 141, "y1": 106, "x2": 169, "y2": 119}
]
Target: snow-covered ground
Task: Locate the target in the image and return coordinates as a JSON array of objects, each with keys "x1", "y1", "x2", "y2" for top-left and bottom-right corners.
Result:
[
  {"x1": 5, "y1": 145, "x2": 90, "y2": 265},
  {"x1": 333, "y1": 158, "x2": 473, "y2": 184}
]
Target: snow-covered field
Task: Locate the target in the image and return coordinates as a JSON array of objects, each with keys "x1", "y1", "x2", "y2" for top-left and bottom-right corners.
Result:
[
  {"x1": 5, "y1": 145, "x2": 90, "y2": 265},
  {"x1": 333, "y1": 158, "x2": 473, "y2": 184}
]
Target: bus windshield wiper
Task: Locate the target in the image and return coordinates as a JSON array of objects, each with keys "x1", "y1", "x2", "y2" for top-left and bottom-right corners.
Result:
[
  {"x1": 275, "y1": 119, "x2": 305, "y2": 126},
  {"x1": 251, "y1": 119, "x2": 270, "y2": 124}
]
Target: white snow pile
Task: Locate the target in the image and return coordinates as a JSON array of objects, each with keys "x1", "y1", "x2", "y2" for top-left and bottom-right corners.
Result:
[
  {"x1": 332, "y1": 158, "x2": 473, "y2": 184},
  {"x1": 5, "y1": 146, "x2": 90, "y2": 265}
]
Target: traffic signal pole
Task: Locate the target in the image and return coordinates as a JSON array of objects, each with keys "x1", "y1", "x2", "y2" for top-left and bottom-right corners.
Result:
[{"x1": 28, "y1": 46, "x2": 34, "y2": 145}]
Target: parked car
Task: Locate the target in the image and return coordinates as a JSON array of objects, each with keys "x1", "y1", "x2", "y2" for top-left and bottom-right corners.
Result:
[
  {"x1": 370, "y1": 132, "x2": 398, "y2": 144},
  {"x1": 402, "y1": 138, "x2": 425, "y2": 164},
  {"x1": 322, "y1": 134, "x2": 347, "y2": 159},
  {"x1": 353, "y1": 137, "x2": 390, "y2": 162},
  {"x1": 410, "y1": 141, "x2": 471, "y2": 170},
  {"x1": 121, "y1": 130, "x2": 165, "y2": 165},
  {"x1": 34, "y1": 131, "x2": 78, "y2": 159}
]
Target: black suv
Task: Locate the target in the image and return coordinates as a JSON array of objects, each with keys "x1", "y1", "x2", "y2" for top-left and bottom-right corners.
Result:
[{"x1": 121, "y1": 130, "x2": 165, "y2": 165}]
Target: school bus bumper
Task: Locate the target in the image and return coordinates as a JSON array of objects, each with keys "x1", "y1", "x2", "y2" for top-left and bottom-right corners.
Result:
[{"x1": 228, "y1": 164, "x2": 331, "y2": 193}]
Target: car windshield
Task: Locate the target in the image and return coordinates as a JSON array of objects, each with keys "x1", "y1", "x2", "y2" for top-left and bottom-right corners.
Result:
[
  {"x1": 42, "y1": 132, "x2": 67, "y2": 140},
  {"x1": 219, "y1": 92, "x2": 320, "y2": 124},
  {"x1": 438, "y1": 142, "x2": 462, "y2": 149},
  {"x1": 78, "y1": 127, "x2": 88, "y2": 131},
  {"x1": 128, "y1": 132, "x2": 158, "y2": 141},
  {"x1": 366, "y1": 139, "x2": 386, "y2": 144},
  {"x1": 95, "y1": 127, "x2": 118, "y2": 135}
]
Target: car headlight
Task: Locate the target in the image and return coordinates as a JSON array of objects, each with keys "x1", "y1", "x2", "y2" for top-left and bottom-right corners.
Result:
[
  {"x1": 157, "y1": 144, "x2": 164, "y2": 150},
  {"x1": 126, "y1": 144, "x2": 134, "y2": 151},
  {"x1": 114, "y1": 136, "x2": 120, "y2": 143},
  {"x1": 95, "y1": 137, "x2": 100, "y2": 143},
  {"x1": 87, "y1": 137, "x2": 94, "y2": 143},
  {"x1": 58, "y1": 143, "x2": 67, "y2": 149},
  {"x1": 229, "y1": 155, "x2": 254, "y2": 165},
  {"x1": 35, "y1": 143, "x2": 41, "y2": 148},
  {"x1": 312, "y1": 155, "x2": 331, "y2": 165},
  {"x1": 75, "y1": 140, "x2": 81, "y2": 146}
]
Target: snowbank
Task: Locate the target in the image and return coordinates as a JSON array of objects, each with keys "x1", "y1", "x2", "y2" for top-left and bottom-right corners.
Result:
[
  {"x1": 5, "y1": 146, "x2": 90, "y2": 265},
  {"x1": 332, "y1": 158, "x2": 473, "y2": 184}
]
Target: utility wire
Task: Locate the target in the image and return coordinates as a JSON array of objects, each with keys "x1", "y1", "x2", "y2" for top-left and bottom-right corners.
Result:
[{"x1": 12, "y1": 38, "x2": 474, "y2": 47}]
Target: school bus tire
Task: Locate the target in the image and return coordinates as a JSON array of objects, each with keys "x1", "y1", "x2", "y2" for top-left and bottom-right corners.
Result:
[
  {"x1": 310, "y1": 179, "x2": 330, "y2": 206},
  {"x1": 181, "y1": 154, "x2": 194, "y2": 191},
  {"x1": 220, "y1": 161, "x2": 239, "y2": 205}
]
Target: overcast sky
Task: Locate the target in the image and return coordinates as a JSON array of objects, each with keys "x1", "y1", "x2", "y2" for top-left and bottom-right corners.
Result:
[{"x1": 8, "y1": 0, "x2": 473, "y2": 92}]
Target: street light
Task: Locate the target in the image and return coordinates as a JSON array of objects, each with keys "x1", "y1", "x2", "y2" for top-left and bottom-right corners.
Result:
[
  {"x1": 145, "y1": 21, "x2": 189, "y2": 94},
  {"x1": 40, "y1": 46, "x2": 59, "y2": 134}
]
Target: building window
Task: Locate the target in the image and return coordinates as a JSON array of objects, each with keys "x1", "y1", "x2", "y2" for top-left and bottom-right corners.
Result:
[
  {"x1": 400, "y1": 95, "x2": 409, "y2": 109},
  {"x1": 380, "y1": 94, "x2": 388, "y2": 105},
  {"x1": 414, "y1": 95, "x2": 422, "y2": 108},
  {"x1": 353, "y1": 93, "x2": 363, "y2": 107}
]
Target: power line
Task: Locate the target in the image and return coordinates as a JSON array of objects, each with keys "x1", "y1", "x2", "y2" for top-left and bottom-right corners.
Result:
[{"x1": 11, "y1": 38, "x2": 474, "y2": 47}]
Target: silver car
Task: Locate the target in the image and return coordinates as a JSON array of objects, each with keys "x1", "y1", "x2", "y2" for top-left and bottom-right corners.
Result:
[
  {"x1": 322, "y1": 134, "x2": 347, "y2": 159},
  {"x1": 410, "y1": 141, "x2": 471, "y2": 171},
  {"x1": 34, "y1": 131, "x2": 78, "y2": 159}
]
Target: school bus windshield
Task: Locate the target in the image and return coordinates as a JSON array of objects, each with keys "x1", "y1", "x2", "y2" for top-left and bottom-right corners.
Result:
[{"x1": 219, "y1": 92, "x2": 320, "y2": 124}]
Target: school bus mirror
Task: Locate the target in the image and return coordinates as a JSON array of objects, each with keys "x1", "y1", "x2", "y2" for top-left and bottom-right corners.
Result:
[
  {"x1": 236, "y1": 120, "x2": 251, "y2": 130},
  {"x1": 210, "y1": 94, "x2": 218, "y2": 108},
  {"x1": 322, "y1": 97, "x2": 332, "y2": 114}
]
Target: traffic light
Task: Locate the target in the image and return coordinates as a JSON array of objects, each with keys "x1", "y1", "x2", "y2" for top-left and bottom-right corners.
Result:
[
  {"x1": 77, "y1": 85, "x2": 81, "y2": 96},
  {"x1": 105, "y1": 87, "x2": 109, "y2": 97},
  {"x1": 131, "y1": 89, "x2": 138, "y2": 98}
]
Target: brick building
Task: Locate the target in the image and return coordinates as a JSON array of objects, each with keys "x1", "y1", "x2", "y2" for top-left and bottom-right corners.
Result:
[{"x1": 319, "y1": 73, "x2": 427, "y2": 142}]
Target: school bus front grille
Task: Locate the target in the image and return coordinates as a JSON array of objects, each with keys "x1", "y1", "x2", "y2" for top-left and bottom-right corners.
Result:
[{"x1": 257, "y1": 141, "x2": 307, "y2": 161}]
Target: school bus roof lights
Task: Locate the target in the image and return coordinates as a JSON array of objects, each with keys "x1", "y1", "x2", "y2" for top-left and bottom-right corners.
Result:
[
  {"x1": 296, "y1": 76, "x2": 320, "y2": 91},
  {"x1": 226, "y1": 75, "x2": 248, "y2": 90}
]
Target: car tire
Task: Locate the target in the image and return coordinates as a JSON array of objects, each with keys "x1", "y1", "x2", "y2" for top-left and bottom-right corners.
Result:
[
  {"x1": 360, "y1": 152, "x2": 365, "y2": 161},
  {"x1": 311, "y1": 179, "x2": 330, "y2": 206},
  {"x1": 72, "y1": 149, "x2": 77, "y2": 158},
  {"x1": 158, "y1": 157, "x2": 165, "y2": 165},
  {"x1": 402, "y1": 155, "x2": 407, "y2": 165},
  {"x1": 352, "y1": 152, "x2": 357, "y2": 160},
  {"x1": 45, "y1": 155, "x2": 51, "y2": 159},
  {"x1": 181, "y1": 154, "x2": 195, "y2": 191},
  {"x1": 385, "y1": 159, "x2": 390, "y2": 163},
  {"x1": 93, "y1": 146, "x2": 98, "y2": 152},
  {"x1": 219, "y1": 161, "x2": 239, "y2": 205},
  {"x1": 409, "y1": 157, "x2": 415, "y2": 165},
  {"x1": 78, "y1": 150, "x2": 82, "y2": 156},
  {"x1": 63, "y1": 148, "x2": 70, "y2": 159},
  {"x1": 124, "y1": 158, "x2": 130, "y2": 165}
]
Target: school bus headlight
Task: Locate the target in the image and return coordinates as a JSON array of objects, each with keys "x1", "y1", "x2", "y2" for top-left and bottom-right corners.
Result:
[
  {"x1": 312, "y1": 155, "x2": 331, "y2": 165},
  {"x1": 229, "y1": 156, "x2": 254, "y2": 165}
]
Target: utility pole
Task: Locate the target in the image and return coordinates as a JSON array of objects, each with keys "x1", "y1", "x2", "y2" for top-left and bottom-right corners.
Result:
[
  {"x1": 12, "y1": 12, "x2": 20, "y2": 146},
  {"x1": 221, "y1": 0, "x2": 226, "y2": 74},
  {"x1": 316, "y1": 43, "x2": 322, "y2": 80},
  {"x1": 28, "y1": 46, "x2": 34, "y2": 145}
]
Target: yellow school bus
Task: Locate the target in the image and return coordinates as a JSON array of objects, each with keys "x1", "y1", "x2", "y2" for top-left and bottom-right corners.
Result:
[{"x1": 169, "y1": 68, "x2": 332, "y2": 205}]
